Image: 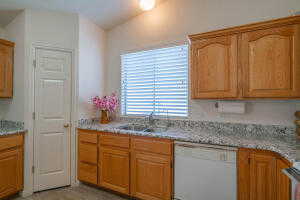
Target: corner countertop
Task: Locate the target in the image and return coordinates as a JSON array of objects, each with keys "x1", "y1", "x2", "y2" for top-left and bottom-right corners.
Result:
[
  {"x1": 0, "y1": 120, "x2": 26, "y2": 136},
  {"x1": 77, "y1": 120, "x2": 297, "y2": 163}
]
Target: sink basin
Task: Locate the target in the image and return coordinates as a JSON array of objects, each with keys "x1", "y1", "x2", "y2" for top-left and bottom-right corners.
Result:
[
  {"x1": 117, "y1": 124, "x2": 148, "y2": 131},
  {"x1": 144, "y1": 127, "x2": 168, "y2": 133},
  {"x1": 117, "y1": 124, "x2": 168, "y2": 133}
]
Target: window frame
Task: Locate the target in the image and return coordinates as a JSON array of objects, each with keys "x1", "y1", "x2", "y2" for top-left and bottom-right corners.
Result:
[{"x1": 120, "y1": 43, "x2": 190, "y2": 118}]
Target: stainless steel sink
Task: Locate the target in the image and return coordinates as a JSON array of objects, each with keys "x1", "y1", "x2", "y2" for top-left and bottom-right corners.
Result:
[
  {"x1": 117, "y1": 124, "x2": 148, "y2": 132},
  {"x1": 144, "y1": 127, "x2": 168, "y2": 133},
  {"x1": 117, "y1": 124, "x2": 168, "y2": 133}
]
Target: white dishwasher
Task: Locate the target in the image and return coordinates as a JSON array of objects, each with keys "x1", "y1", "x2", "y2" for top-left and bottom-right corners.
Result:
[{"x1": 174, "y1": 141, "x2": 237, "y2": 200}]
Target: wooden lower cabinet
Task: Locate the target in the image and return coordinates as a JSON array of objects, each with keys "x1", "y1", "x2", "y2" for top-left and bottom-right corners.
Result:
[
  {"x1": 0, "y1": 134, "x2": 24, "y2": 199},
  {"x1": 238, "y1": 148, "x2": 291, "y2": 200},
  {"x1": 131, "y1": 151, "x2": 172, "y2": 200},
  {"x1": 99, "y1": 146, "x2": 130, "y2": 195},
  {"x1": 249, "y1": 153, "x2": 276, "y2": 200},
  {"x1": 77, "y1": 129, "x2": 173, "y2": 200},
  {"x1": 78, "y1": 162, "x2": 97, "y2": 185},
  {"x1": 78, "y1": 130, "x2": 293, "y2": 200},
  {"x1": 77, "y1": 131, "x2": 98, "y2": 185},
  {"x1": 277, "y1": 159, "x2": 291, "y2": 200}
]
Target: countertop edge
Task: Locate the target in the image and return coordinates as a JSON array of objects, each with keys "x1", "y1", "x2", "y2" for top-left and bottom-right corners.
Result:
[
  {"x1": 77, "y1": 126, "x2": 295, "y2": 163},
  {"x1": 0, "y1": 129, "x2": 27, "y2": 137}
]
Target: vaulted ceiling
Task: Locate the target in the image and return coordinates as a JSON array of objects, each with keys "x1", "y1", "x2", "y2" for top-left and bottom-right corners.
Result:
[{"x1": 0, "y1": 0, "x2": 166, "y2": 30}]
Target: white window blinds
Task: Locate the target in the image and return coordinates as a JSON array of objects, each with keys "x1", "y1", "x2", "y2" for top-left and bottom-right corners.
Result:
[{"x1": 121, "y1": 45, "x2": 188, "y2": 117}]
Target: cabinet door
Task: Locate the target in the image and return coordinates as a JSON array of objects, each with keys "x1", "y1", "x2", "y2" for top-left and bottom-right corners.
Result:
[
  {"x1": 237, "y1": 149, "x2": 250, "y2": 200},
  {"x1": 240, "y1": 25, "x2": 300, "y2": 98},
  {"x1": 0, "y1": 43, "x2": 13, "y2": 98},
  {"x1": 78, "y1": 162, "x2": 98, "y2": 185},
  {"x1": 78, "y1": 142, "x2": 98, "y2": 185},
  {"x1": 0, "y1": 149, "x2": 23, "y2": 199},
  {"x1": 131, "y1": 151, "x2": 172, "y2": 200},
  {"x1": 250, "y1": 153, "x2": 276, "y2": 200},
  {"x1": 276, "y1": 159, "x2": 291, "y2": 200},
  {"x1": 190, "y1": 35, "x2": 238, "y2": 99},
  {"x1": 99, "y1": 147, "x2": 129, "y2": 195}
]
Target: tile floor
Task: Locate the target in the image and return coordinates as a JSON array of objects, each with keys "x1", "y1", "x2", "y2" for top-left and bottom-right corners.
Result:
[{"x1": 11, "y1": 185, "x2": 127, "y2": 200}]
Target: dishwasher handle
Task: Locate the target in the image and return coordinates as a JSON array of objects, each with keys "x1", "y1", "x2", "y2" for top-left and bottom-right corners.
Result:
[{"x1": 175, "y1": 141, "x2": 238, "y2": 152}]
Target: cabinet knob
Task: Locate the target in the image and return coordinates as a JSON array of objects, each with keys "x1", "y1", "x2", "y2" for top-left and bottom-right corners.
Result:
[{"x1": 64, "y1": 123, "x2": 70, "y2": 128}]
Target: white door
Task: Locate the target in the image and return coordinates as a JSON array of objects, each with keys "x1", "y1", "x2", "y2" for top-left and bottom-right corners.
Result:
[{"x1": 34, "y1": 48, "x2": 72, "y2": 192}]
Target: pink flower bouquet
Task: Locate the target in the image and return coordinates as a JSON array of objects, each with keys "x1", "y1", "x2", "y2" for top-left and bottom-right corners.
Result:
[
  {"x1": 92, "y1": 93, "x2": 119, "y2": 112},
  {"x1": 92, "y1": 93, "x2": 119, "y2": 124}
]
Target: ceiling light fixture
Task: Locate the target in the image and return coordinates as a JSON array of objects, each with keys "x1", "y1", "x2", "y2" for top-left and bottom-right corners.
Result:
[{"x1": 139, "y1": 0, "x2": 156, "y2": 11}]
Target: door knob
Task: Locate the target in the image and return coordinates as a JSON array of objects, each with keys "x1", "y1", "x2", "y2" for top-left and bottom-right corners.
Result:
[{"x1": 64, "y1": 123, "x2": 70, "y2": 128}]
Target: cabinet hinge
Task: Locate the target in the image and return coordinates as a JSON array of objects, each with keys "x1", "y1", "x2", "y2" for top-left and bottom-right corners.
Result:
[
  {"x1": 170, "y1": 162, "x2": 173, "y2": 168},
  {"x1": 32, "y1": 112, "x2": 36, "y2": 120},
  {"x1": 32, "y1": 166, "x2": 35, "y2": 174},
  {"x1": 33, "y1": 60, "x2": 36, "y2": 68}
]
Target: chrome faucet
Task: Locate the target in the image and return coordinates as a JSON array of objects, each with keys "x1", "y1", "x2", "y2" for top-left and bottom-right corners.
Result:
[
  {"x1": 145, "y1": 112, "x2": 155, "y2": 126},
  {"x1": 166, "y1": 110, "x2": 171, "y2": 128}
]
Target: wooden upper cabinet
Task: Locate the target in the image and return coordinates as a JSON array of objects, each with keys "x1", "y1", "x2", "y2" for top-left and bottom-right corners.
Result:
[
  {"x1": 189, "y1": 15, "x2": 300, "y2": 99},
  {"x1": 190, "y1": 35, "x2": 238, "y2": 99},
  {"x1": 0, "y1": 39, "x2": 14, "y2": 98},
  {"x1": 241, "y1": 25, "x2": 300, "y2": 98}
]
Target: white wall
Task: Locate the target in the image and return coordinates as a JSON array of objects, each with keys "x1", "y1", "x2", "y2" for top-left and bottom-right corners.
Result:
[
  {"x1": 26, "y1": 10, "x2": 78, "y2": 49},
  {"x1": 23, "y1": 9, "x2": 79, "y2": 197},
  {"x1": 0, "y1": 11, "x2": 26, "y2": 121},
  {"x1": 107, "y1": 0, "x2": 300, "y2": 126},
  {"x1": 78, "y1": 16, "x2": 106, "y2": 119},
  {"x1": 0, "y1": 27, "x2": 6, "y2": 39},
  {"x1": 0, "y1": 8, "x2": 106, "y2": 197},
  {"x1": 0, "y1": 9, "x2": 80, "y2": 197}
]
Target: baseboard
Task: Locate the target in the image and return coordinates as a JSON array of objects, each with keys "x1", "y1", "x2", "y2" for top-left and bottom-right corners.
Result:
[
  {"x1": 20, "y1": 189, "x2": 33, "y2": 198},
  {"x1": 71, "y1": 180, "x2": 80, "y2": 187}
]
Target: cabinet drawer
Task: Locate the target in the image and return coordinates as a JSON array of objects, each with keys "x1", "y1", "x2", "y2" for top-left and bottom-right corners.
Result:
[
  {"x1": 78, "y1": 143, "x2": 97, "y2": 164},
  {"x1": 131, "y1": 137, "x2": 173, "y2": 155},
  {"x1": 78, "y1": 131, "x2": 97, "y2": 144},
  {"x1": 0, "y1": 134, "x2": 23, "y2": 152},
  {"x1": 78, "y1": 162, "x2": 97, "y2": 185},
  {"x1": 99, "y1": 133, "x2": 130, "y2": 149}
]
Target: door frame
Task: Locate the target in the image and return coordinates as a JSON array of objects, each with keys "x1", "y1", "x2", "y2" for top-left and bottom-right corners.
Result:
[{"x1": 22, "y1": 43, "x2": 78, "y2": 196}]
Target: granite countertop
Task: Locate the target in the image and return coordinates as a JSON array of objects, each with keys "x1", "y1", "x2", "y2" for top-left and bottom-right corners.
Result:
[
  {"x1": 0, "y1": 120, "x2": 26, "y2": 136},
  {"x1": 78, "y1": 119, "x2": 297, "y2": 163}
]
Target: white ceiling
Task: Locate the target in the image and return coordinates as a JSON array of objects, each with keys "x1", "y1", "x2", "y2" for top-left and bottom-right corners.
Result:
[{"x1": 0, "y1": 0, "x2": 166, "y2": 30}]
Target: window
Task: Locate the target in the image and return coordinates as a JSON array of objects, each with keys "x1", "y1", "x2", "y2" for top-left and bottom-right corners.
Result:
[{"x1": 121, "y1": 45, "x2": 188, "y2": 117}]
